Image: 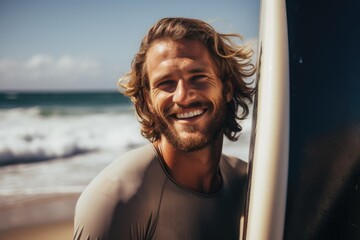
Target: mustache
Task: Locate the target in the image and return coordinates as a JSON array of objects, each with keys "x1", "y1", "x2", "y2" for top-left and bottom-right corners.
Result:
[{"x1": 165, "y1": 101, "x2": 206, "y2": 117}]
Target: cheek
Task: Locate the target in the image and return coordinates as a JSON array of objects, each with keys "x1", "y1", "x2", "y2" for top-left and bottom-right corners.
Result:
[
  {"x1": 203, "y1": 90, "x2": 224, "y2": 113},
  {"x1": 212, "y1": 96, "x2": 224, "y2": 114},
  {"x1": 150, "y1": 92, "x2": 171, "y2": 119}
]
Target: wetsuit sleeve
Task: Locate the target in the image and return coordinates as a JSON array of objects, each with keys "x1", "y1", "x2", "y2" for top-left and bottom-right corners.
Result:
[
  {"x1": 73, "y1": 145, "x2": 157, "y2": 240},
  {"x1": 73, "y1": 184, "x2": 116, "y2": 240}
]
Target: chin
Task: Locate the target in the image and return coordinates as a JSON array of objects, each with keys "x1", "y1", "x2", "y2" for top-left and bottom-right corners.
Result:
[{"x1": 168, "y1": 131, "x2": 218, "y2": 152}]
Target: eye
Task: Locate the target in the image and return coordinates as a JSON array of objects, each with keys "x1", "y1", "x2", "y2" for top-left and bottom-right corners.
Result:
[
  {"x1": 189, "y1": 75, "x2": 209, "y2": 89},
  {"x1": 157, "y1": 79, "x2": 175, "y2": 87},
  {"x1": 190, "y1": 75, "x2": 207, "y2": 82},
  {"x1": 156, "y1": 79, "x2": 177, "y2": 92}
]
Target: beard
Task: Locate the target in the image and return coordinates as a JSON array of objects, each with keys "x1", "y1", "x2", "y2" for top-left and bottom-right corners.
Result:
[{"x1": 152, "y1": 99, "x2": 227, "y2": 152}]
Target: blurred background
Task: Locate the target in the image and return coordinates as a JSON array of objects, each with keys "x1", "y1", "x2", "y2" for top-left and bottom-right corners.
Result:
[{"x1": 0, "y1": 0, "x2": 259, "y2": 238}]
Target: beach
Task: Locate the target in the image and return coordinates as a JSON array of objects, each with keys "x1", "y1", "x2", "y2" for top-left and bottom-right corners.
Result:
[
  {"x1": 0, "y1": 193, "x2": 77, "y2": 240},
  {"x1": 0, "y1": 149, "x2": 122, "y2": 239},
  {"x1": 1, "y1": 221, "x2": 73, "y2": 240}
]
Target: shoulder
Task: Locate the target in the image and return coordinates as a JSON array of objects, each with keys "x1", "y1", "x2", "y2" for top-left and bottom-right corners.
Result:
[
  {"x1": 84, "y1": 144, "x2": 157, "y2": 201},
  {"x1": 220, "y1": 153, "x2": 248, "y2": 195},
  {"x1": 220, "y1": 154, "x2": 248, "y2": 211},
  {"x1": 74, "y1": 144, "x2": 158, "y2": 239},
  {"x1": 220, "y1": 153, "x2": 248, "y2": 180}
]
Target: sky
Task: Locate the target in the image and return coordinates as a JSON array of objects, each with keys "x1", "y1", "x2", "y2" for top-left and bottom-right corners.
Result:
[{"x1": 0, "y1": 0, "x2": 260, "y2": 92}]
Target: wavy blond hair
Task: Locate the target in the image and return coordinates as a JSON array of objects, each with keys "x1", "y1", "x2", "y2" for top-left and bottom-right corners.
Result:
[{"x1": 119, "y1": 17, "x2": 255, "y2": 142}]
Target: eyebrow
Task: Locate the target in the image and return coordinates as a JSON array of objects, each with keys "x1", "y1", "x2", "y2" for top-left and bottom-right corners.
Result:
[
  {"x1": 151, "y1": 66, "x2": 211, "y2": 84},
  {"x1": 188, "y1": 67, "x2": 208, "y2": 74}
]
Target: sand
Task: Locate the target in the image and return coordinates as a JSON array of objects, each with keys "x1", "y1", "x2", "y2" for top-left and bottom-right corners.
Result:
[
  {"x1": 0, "y1": 193, "x2": 79, "y2": 240},
  {"x1": 0, "y1": 220, "x2": 73, "y2": 240}
]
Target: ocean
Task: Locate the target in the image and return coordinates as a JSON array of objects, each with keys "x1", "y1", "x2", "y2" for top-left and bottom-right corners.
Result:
[{"x1": 0, "y1": 91, "x2": 252, "y2": 227}]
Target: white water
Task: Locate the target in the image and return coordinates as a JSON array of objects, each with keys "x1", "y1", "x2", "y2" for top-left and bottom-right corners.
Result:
[{"x1": 0, "y1": 107, "x2": 146, "y2": 164}]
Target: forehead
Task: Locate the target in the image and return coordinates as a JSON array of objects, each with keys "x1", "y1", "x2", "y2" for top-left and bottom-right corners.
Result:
[
  {"x1": 145, "y1": 39, "x2": 217, "y2": 80},
  {"x1": 147, "y1": 39, "x2": 209, "y2": 59}
]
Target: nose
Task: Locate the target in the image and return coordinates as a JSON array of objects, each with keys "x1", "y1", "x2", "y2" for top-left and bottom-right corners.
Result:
[{"x1": 173, "y1": 80, "x2": 193, "y2": 105}]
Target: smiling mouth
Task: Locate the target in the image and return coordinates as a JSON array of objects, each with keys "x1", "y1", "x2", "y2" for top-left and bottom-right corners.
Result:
[{"x1": 174, "y1": 109, "x2": 205, "y2": 119}]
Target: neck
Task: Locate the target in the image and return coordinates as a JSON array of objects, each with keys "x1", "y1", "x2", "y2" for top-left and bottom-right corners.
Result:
[{"x1": 154, "y1": 134, "x2": 224, "y2": 194}]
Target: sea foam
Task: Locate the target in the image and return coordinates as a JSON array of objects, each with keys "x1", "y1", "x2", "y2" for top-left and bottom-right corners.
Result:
[{"x1": 0, "y1": 107, "x2": 146, "y2": 165}]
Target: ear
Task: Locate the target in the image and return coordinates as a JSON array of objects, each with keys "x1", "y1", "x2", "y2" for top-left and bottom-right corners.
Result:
[{"x1": 223, "y1": 79, "x2": 234, "y2": 103}]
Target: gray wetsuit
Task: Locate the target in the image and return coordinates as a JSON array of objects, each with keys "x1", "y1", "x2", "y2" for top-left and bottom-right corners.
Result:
[{"x1": 74, "y1": 144, "x2": 247, "y2": 240}]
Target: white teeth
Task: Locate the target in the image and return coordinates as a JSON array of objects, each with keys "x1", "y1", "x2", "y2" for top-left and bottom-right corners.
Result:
[{"x1": 176, "y1": 110, "x2": 204, "y2": 119}]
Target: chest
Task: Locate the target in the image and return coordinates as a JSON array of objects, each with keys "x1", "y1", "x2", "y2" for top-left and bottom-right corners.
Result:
[{"x1": 150, "y1": 181, "x2": 241, "y2": 240}]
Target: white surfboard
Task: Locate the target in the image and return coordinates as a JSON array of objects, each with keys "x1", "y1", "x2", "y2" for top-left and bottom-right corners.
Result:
[{"x1": 244, "y1": 0, "x2": 289, "y2": 239}]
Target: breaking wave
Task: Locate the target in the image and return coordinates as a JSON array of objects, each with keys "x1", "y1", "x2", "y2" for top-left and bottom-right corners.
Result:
[{"x1": 0, "y1": 107, "x2": 146, "y2": 165}]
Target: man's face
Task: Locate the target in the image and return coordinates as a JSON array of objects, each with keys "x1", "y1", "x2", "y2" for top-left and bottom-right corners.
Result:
[{"x1": 145, "y1": 39, "x2": 233, "y2": 152}]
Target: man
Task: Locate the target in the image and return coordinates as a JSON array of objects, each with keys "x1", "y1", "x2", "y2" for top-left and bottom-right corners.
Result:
[{"x1": 74, "y1": 17, "x2": 255, "y2": 240}]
